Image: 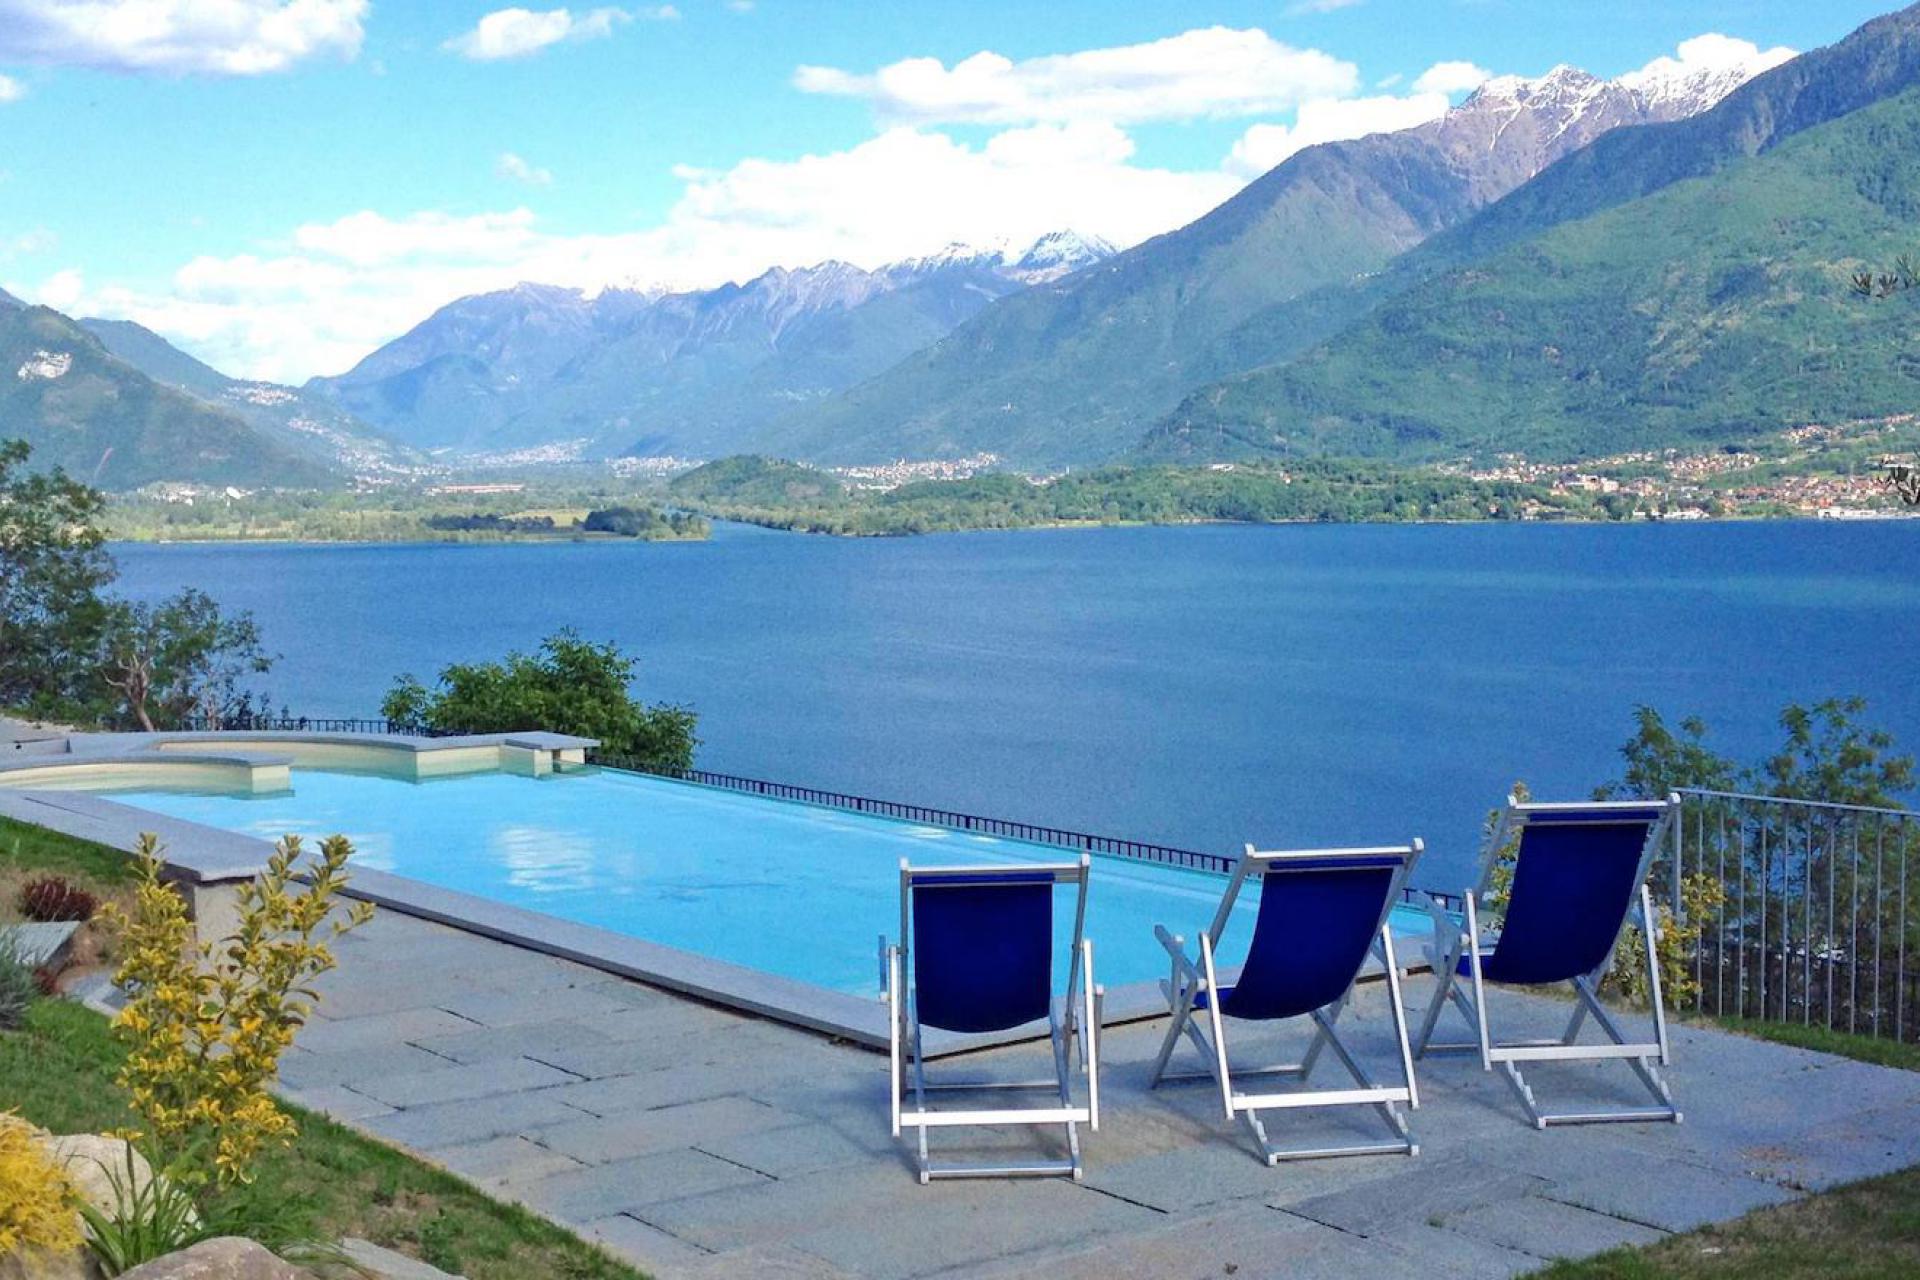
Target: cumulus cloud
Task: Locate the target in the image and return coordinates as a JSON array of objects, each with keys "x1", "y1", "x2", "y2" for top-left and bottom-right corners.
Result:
[
  {"x1": 1620, "y1": 32, "x2": 1795, "y2": 92},
  {"x1": 1412, "y1": 60, "x2": 1491, "y2": 95},
  {"x1": 1285, "y1": 0, "x2": 1362, "y2": 14},
  {"x1": 0, "y1": 73, "x2": 24, "y2": 101},
  {"x1": 445, "y1": 6, "x2": 629, "y2": 61},
  {"x1": 496, "y1": 151, "x2": 554, "y2": 185},
  {"x1": 1224, "y1": 91, "x2": 1448, "y2": 177},
  {"x1": 0, "y1": 0, "x2": 364, "y2": 75},
  {"x1": 49, "y1": 123, "x2": 1238, "y2": 382},
  {"x1": 795, "y1": 27, "x2": 1358, "y2": 125}
]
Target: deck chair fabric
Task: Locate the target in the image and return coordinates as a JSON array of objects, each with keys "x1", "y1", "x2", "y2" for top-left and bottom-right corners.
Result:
[
  {"x1": 882, "y1": 857, "x2": 1102, "y2": 1183},
  {"x1": 1413, "y1": 796, "x2": 1683, "y2": 1129},
  {"x1": 1148, "y1": 842, "x2": 1424, "y2": 1165}
]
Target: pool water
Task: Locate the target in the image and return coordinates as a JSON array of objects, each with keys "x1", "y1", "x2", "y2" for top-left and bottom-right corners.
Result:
[{"x1": 109, "y1": 766, "x2": 1432, "y2": 995}]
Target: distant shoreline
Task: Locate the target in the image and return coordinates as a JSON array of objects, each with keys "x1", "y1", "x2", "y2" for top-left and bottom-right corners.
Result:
[{"x1": 104, "y1": 507, "x2": 1920, "y2": 547}]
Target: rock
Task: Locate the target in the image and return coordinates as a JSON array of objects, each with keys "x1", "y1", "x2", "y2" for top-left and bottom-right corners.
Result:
[
  {"x1": 41, "y1": 1134, "x2": 155, "y2": 1218},
  {"x1": 117, "y1": 1238, "x2": 315, "y2": 1280}
]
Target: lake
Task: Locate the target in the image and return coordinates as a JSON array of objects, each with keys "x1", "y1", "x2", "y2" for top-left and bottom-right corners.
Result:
[{"x1": 112, "y1": 519, "x2": 1920, "y2": 891}]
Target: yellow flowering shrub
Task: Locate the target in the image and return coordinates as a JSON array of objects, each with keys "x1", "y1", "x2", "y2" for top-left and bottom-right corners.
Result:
[
  {"x1": 1608, "y1": 872, "x2": 1727, "y2": 1009},
  {"x1": 0, "y1": 1111, "x2": 82, "y2": 1258},
  {"x1": 104, "y1": 832, "x2": 372, "y2": 1186}
]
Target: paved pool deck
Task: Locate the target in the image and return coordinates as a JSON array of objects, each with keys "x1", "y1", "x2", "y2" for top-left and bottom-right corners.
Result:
[{"x1": 262, "y1": 907, "x2": 1920, "y2": 1280}]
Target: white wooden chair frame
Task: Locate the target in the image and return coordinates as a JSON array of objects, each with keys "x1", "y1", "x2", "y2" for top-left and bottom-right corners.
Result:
[
  {"x1": 1413, "y1": 796, "x2": 1684, "y2": 1129},
  {"x1": 882, "y1": 856, "x2": 1103, "y2": 1184},
  {"x1": 1148, "y1": 843, "x2": 1424, "y2": 1165}
]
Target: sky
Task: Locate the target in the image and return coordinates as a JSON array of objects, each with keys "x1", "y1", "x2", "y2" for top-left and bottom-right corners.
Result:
[{"x1": 0, "y1": 0, "x2": 1898, "y2": 383}]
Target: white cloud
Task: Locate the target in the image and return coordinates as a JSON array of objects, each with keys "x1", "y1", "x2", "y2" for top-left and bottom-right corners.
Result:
[
  {"x1": 496, "y1": 151, "x2": 554, "y2": 186},
  {"x1": 52, "y1": 123, "x2": 1238, "y2": 382},
  {"x1": 445, "y1": 7, "x2": 629, "y2": 61},
  {"x1": 1619, "y1": 32, "x2": 1795, "y2": 94},
  {"x1": 1285, "y1": 0, "x2": 1363, "y2": 14},
  {"x1": 1412, "y1": 60, "x2": 1491, "y2": 95},
  {"x1": 35, "y1": 267, "x2": 85, "y2": 311},
  {"x1": 0, "y1": 73, "x2": 24, "y2": 101},
  {"x1": 1224, "y1": 91, "x2": 1448, "y2": 177},
  {"x1": 0, "y1": 0, "x2": 364, "y2": 75},
  {"x1": 795, "y1": 27, "x2": 1358, "y2": 125},
  {"x1": 3, "y1": 228, "x2": 56, "y2": 256}
]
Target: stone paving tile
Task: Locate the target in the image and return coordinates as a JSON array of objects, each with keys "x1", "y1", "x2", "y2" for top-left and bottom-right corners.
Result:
[
  {"x1": 1369, "y1": 1222, "x2": 1543, "y2": 1279},
  {"x1": 407, "y1": 1019, "x2": 619, "y2": 1066},
  {"x1": 788, "y1": 1179, "x2": 1162, "y2": 1280},
  {"x1": 965, "y1": 1203, "x2": 1323, "y2": 1280},
  {"x1": 1081, "y1": 1139, "x2": 1317, "y2": 1214},
  {"x1": 662, "y1": 1243, "x2": 859, "y2": 1280},
  {"x1": 436, "y1": 985, "x2": 647, "y2": 1030},
  {"x1": 354, "y1": 1055, "x2": 582, "y2": 1108},
  {"x1": 1440, "y1": 1197, "x2": 1668, "y2": 1261},
  {"x1": 1729, "y1": 1100, "x2": 1920, "y2": 1192},
  {"x1": 423, "y1": 1135, "x2": 586, "y2": 1195},
  {"x1": 278, "y1": 1042, "x2": 458, "y2": 1091},
  {"x1": 363, "y1": 1089, "x2": 590, "y2": 1151},
  {"x1": 546, "y1": 1063, "x2": 760, "y2": 1117},
  {"x1": 633, "y1": 1164, "x2": 929, "y2": 1255},
  {"x1": 519, "y1": 1149, "x2": 771, "y2": 1220},
  {"x1": 579, "y1": 1213, "x2": 714, "y2": 1272},
  {"x1": 296, "y1": 1007, "x2": 483, "y2": 1055},
  {"x1": 532, "y1": 1096, "x2": 799, "y2": 1165},
  {"x1": 694, "y1": 1119, "x2": 890, "y2": 1179},
  {"x1": 278, "y1": 1084, "x2": 395, "y2": 1124},
  {"x1": 1544, "y1": 1161, "x2": 1796, "y2": 1233},
  {"x1": 1278, "y1": 1154, "x2": 1551, "y2": 1235}
]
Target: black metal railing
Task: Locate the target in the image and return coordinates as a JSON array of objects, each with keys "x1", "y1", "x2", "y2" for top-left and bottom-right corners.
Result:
[
  {"x1": 1670, "y1": 788, "x2": 1920, "y2": 1043},
  {"x1": 587, "y1": 748, "x2": 1237, "y2": 873},
  {"x1": 177, "y1": 714, "x2": 411, "y2": 735}
]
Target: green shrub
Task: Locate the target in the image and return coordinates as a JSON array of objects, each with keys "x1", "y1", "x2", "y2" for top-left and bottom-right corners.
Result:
[{"x1": 383, "y1": 630, "x2": 697, "y2": 771}]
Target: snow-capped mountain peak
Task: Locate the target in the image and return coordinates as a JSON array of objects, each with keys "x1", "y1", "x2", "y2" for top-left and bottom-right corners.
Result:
[
  {"x1": 1619, "y1": 35, "x2": 1797, "y2": 114},
  {"x1": 1008, "y1": 229, "x2": 1119, "y2": 282}
]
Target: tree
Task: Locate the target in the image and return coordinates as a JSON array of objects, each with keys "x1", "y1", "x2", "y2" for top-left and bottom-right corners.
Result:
[
  {"x1": 1596, "y1": 706, "x2": 1739, "y2": 801},
  {"x1": 382, "y1": 630, "x2": 697, "y2": 771},
  {"x1": 0, "y1": 440, "x2": 116, "y2": 716},
  {"x1": 99, "y1": 589, "x2": 274, "y2": 731}
]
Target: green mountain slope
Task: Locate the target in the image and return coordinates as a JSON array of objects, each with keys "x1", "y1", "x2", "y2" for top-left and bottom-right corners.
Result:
[
  {"x1": 752, "y1": 141, "x2": 1482, "y2": 469},
  {"x1": 750, "y1": 52, "x2": 1799, "y2": 470},
  {"x1": 1144, "y1": 85, "x2": 1920, "y2": 463},
  {"x1": 0, "y1": 301, "x2": 334, "y2": 489},
  {"x1": 1158, "y1": 1, "x2": 1920, "y2": 454},
  {"x1": 82, "y1": 317, "x2": 420, "y2": 476}
]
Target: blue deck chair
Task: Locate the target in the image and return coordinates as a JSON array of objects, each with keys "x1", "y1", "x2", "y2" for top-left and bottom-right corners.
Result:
[
  {"x1": 1413, "y1": 795, "x2": 1682, "y2": 1128},
  {"x1": 881, "y1": 856, "x2": 1102, "y2": 1184},
  {"x1": 1148, "y1": 842, "x2": 1424, "y2": 1165}
]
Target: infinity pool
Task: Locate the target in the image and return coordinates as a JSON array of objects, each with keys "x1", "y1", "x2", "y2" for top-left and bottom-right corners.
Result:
[{"x1": 109, "y1": 766, "x2": 1430, "y2": 995}]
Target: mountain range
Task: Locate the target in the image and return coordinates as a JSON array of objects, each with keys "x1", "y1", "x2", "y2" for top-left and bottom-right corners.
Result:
[
  {"x1": 750, "y1": 54, "x2": 1790, "y2": 468},
  {"x1": 306, "y1": 230, "x2": 1116, "y2": 459},
  {"x1": 1144, "y1": 3, "x2": 1920, "y2": 463},
  {"x1": 0, "y1": 294, "x2": 347, "y2": 489},
  {"x1": 12, "y1": 3, "x2": 1920, "y2": 487}
]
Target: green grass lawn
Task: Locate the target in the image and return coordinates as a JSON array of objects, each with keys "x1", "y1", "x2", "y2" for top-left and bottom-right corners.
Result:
[
  {"x1": 1534, "y1": 1021, "x2": 1920, "y2": 1279},
  {"x1": 0, "y1": 816, "x2": 644, "y2": 1280}
]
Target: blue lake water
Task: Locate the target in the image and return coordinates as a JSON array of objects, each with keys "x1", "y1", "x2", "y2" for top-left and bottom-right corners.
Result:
[{"x1": 111, "y1": 520, "x2": 1920, "y2": 891}]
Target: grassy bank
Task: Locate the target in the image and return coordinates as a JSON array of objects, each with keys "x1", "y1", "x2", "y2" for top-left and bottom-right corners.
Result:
[{"x1": 0, "y1": 817, "x2": 643, "y2": 1280}]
